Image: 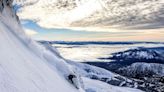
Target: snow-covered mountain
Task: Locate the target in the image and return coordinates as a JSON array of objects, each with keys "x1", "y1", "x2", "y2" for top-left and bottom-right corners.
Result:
[
  {"x1": 84, "y1": 46, "x2": 164, "y2": 92},
  {"x1": 110, "y1": 47, "x2": 164, "y2": 63},
  {"x1": 118, "y1": 62, "x2": 164, "y2": 77},
  {"x1": 0, "y1": 0, "x2": 143, "y2": 92},
  {"x1": 17, "y1": 0, "x2": 164, "y2": 29}
]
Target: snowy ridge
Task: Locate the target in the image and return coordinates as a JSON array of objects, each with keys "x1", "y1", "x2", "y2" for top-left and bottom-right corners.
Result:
[{"x1": 110, "y1": 47, "x2": 164, "y2": 63}]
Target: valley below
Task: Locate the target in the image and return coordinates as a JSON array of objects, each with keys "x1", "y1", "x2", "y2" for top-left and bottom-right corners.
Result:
[{"x1": 40, "y1": 41, "x2": 164, "y2": 92}]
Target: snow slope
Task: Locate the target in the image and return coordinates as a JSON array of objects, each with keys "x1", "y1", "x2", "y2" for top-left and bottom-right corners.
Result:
[
  {"x1": 83, "y1": 78, "x2": 142, "y2": 92},
  {"x1": 0, "y1": 1, "x2": 81, "y2": 92}
]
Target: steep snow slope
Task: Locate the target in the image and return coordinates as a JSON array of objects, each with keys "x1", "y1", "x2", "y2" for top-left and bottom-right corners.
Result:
[
  {"x1": 17, "y1": 0, "x2": 164, "y2": 29},
  {"x1": 0, "y1": 1, "x2": 81, "y2": 92}
]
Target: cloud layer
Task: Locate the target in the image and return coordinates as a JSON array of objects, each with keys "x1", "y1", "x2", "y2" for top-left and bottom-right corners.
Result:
[{"x1": 18, "y1": 0, "x2": 164, "y2": 31}]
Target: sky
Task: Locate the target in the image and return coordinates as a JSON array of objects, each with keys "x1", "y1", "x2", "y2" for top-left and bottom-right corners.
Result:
[
  {"x1": 22, "y1": 20, "x2": 164, "y2": 42},
  {"x1": 17, "y1": 0, "x2": 164, "y2": 42}
]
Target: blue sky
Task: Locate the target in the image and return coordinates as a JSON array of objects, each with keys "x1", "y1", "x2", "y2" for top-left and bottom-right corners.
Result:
[{"x1": 22, "y1": 20, "x2": 164, "y2": 42}]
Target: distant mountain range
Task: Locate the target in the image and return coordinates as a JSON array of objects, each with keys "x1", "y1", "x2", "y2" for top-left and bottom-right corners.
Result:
[{"x1": 39, "y1": 41, "x2": 164, "y2": 45}]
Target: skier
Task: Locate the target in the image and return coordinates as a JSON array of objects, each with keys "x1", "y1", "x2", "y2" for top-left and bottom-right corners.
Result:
[
  {"x1": 67, "y1": 74, "x2": 80, "y2": 89},
  {"x1": 68, "y1": 74, "x2": 76, "y2": 83}
]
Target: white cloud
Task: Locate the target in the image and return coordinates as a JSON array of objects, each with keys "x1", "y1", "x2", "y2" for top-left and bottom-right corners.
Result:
[
  {"x1": 17, "y1": 0, "x2": 164, "y2": 31},
  {"x1": 24, "y1": 28, "x2": 38, "y2": 35}
]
